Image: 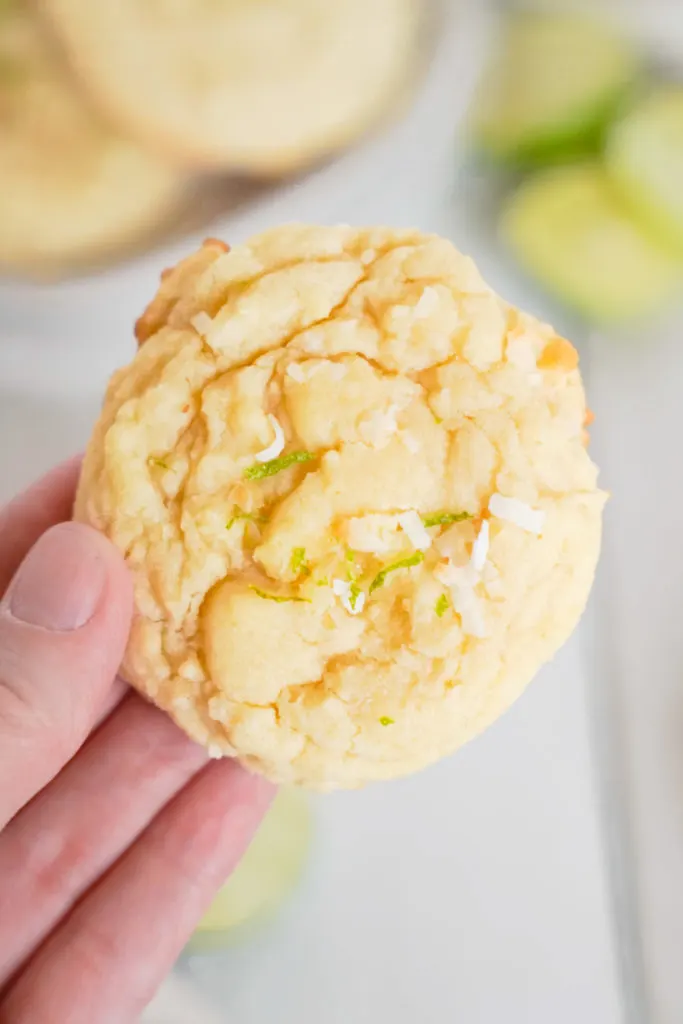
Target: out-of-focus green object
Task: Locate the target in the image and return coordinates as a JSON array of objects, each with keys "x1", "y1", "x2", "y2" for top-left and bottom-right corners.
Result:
[
  {"x1": 471, "y1": 13, "x2": 639, "y2": 165},
  {"x1": 606, "y1": 87, "x2": 683, "y2": 257},
  {"x1": 501, "y1": 163, "x2": 683, "y2": 323},
  {"x1": 189, "y1": 788, "x2": 311, "y2": 951}
]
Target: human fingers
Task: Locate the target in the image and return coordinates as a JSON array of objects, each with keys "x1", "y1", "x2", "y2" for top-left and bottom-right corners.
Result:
[
  {"x1": 0, "y1": 457, "x2": 82, "y2": 597},
  {"x1": 0, "y1": 522, "x2": 132, "y2": 828},
  {"x1": 3, "y1": 761, "x2": 274, "y2": 1024},
  {"x1": 0, "y1": 693, "x2": 209, "y2": 986},
  {"x1": 0, "y1": 458, "x2": 123, "y2": 727}
]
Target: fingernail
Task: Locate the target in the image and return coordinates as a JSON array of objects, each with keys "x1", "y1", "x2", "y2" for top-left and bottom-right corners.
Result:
[{"x1": 6, "y1": 523, "x2": 106, "y2": 631}]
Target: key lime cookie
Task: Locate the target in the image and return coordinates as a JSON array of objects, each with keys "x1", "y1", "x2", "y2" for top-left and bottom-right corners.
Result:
[
  {"x1": 0, "y1": 7, "x2": 183, "y2": 274},
  {"x1": 40, "y1": 0, "x2": 418, "y2": 174},
  {"x1": 75, "y1": 225, "x2": 605, "y2": 790}
]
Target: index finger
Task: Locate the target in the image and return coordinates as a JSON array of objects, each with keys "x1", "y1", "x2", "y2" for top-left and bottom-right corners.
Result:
[{"x1": 0, "y1": 458, "x2": 82, "y2": 597}]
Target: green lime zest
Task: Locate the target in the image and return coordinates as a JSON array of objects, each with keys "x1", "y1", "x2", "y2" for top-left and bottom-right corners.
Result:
[
  {"x1": 249, "y1": 586, "x2": 311, "y2": 604},
  {"x1": 244, "y1": 450, "x2": 315, "y2": 481},
  {"x1": 290, "y1": 547, "x2": 310, "y2": 576},
  {"x1": 379, "y1": 716, "x2": 395, "y2": 726},
  {"x1": 369, "y1": 552, "x2": 424, "y2": 594},
  {"x1": 344, "y1": 548, "x2": 361, "y2": 582},
  {"x1": 431, "y1": 410, "x2": 444, "y2": 425},
  {"x1": 435, "y1": 593, "x2": 450, "y2": 618},
  {"x1": 150, "y1": 457, "x2": 169, "y2": 470},
  {"x1": 422, "y1": 511, "x2": 472, "y2": 528},
  {"x1": 348, "y1": 582, "x2": 363, "y2": 611},
  {"x1": 227, "y1": 506, "x2": 267, "y2": 530},
  {"x1": 315, "y1": 576, "x2": 330, "y2": 587}
]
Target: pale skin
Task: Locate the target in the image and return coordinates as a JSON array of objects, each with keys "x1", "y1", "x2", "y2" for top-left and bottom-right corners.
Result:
[{"x1": 0, "y1": 458, "x2": 275, "y2": 1023}]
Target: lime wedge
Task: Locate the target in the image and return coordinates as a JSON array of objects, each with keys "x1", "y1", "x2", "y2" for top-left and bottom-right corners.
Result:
[
  {"x1": 606, "y1": 88, "x2": 683, "y2": 256},
  {"x1": 501, "y1": 163, "x2": 682, "y2": 323},
  {"x1": 193, "y1": 787, "x2": 311, "y2": 943},
  {"x1": 471, "y1": 13, "x2": 639, "y2": 164}
]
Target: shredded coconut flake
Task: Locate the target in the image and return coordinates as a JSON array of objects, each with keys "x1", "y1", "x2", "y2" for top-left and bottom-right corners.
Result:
[
  {"x1": 470, "y1": 520, "x2": 490, "y2": 572},
  {"x1": 332, "y1": 578, "x2": 366, "y2": 616},
  {"x1": 435, "y1": 561, "x2": 487, "y2": 638},
  {"x1": 208, "y1": 744, "x2": 224, "y2": 759},
  {"x1": 191, "y1": 312, "x2": 214, "y2": 336},
  {"x1": 254, "y1": 414, "x2": 285, "y2": 463},
  {"x1": 360, "y1": 248, "x2": 376, "y2": 265},
  {"x1": 489, "y1": 493, "x2": 545, "y2": 535},
  {"x1": 398, "y1": 510, "x2": 432, "y2": 551}
]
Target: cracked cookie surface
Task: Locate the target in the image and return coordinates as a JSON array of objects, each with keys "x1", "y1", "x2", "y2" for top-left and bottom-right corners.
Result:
[{"x1": 75, "y1": 225, "x2": 605, "y2": 789}]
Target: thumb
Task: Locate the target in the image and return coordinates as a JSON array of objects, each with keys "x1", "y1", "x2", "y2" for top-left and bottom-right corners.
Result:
[{"x1": 0, "y1": 522, "x2": 133, "y2": 829}]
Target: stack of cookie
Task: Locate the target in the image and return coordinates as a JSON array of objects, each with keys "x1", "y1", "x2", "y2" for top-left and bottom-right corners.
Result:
[{"x1": 0, "y1": 0, "x2": 419, "y2": 277}]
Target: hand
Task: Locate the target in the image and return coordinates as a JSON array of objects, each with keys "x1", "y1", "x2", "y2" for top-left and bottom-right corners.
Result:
[{"x1": 0, "y1": 460, "x2": 274, "y2": 1023}]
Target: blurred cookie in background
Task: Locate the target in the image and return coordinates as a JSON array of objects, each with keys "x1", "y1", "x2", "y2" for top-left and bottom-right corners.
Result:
[
  {"x1": 0, "y1": 5, "x2": 185, "y2": 277},
  {"x1": 39, "y1": 0, "x2": 419, "y2": 175}
]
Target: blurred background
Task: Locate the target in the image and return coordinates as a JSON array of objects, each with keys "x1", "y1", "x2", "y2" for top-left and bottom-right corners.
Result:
[{"x1": 1, "y1": 1, "x2": 682, "y2": 1021}]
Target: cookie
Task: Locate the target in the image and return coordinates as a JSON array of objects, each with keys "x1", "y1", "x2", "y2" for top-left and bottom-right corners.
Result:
[
  {"x1": 0, "y1": 7, "x2": 184, "y2": 274},
  {"x1": 40, "y1": 0, "x2": 419, "y2": 173},
  {"x1": 75, "y1": 225, "x2": 605, "y2": 790}
]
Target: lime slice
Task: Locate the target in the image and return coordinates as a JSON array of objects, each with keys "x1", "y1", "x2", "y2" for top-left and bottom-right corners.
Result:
[
  {"x1": 501, "y1": 163, "x2": 682, "y2": 323},
  {"x1": 193, "y1": 788, "x2": 311, "y2": 943},
  {"x1": 471, "y1": 13, "x2": 639, "y2": 164},
  {"x1": 606, "y1": 88, "x2": 683, "y2": 256}
]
